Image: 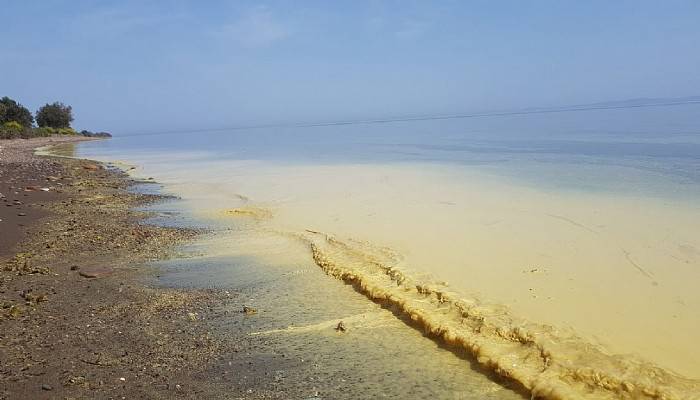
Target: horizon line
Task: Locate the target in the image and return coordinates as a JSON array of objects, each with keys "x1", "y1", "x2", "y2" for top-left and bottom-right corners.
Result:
[{"x1": 118, "y1": 97, "x2": 700, "y2": 137}]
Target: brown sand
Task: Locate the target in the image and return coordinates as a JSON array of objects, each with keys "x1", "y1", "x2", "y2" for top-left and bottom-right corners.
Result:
[
  {"x1": 0, "y1": 137, "x2": 92, "y2": 257},
  {"x1": 0, "y1": 137, "x2": 232, "y2": 399}
]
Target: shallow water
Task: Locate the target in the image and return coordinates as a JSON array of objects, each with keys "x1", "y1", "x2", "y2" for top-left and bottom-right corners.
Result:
[
  {"x1": 77, "y1": 105, "x2": 700, "y2": 398},
  {"x1": 153, "y1": 232, "x2": 526, "y2": 399}
]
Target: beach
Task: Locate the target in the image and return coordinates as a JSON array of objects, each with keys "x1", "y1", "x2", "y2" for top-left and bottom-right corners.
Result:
[
  {"x1": 4, "y1": 2, "x2": 700, "y2": 398},
  {"x1": 0, "y1": 137, "x2": 530, "y2": 399},
  {"x1": 0, "y1": 137, "x2": 227, "y2": 399},
  {"x1": 2, "y1": 132, "x2": 700, "y2": 399}
]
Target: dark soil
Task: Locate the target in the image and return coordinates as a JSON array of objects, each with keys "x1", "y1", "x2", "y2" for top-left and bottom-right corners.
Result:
[{"x1": 0, "y1": 137, "x2": 234, "y2": 399}]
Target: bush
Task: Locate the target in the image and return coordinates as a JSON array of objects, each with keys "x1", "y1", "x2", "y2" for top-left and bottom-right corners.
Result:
[
  {"x1": 0, "y1": 97, "x2": 112, "y2": 141},
  {"x1": 0, "y1": 121, "x2": 26, "y2": 139},
  {"x1": 79, "y1": 130, "x2": 112, "y2": 138},
  {"x1": 36, "y1": 102, "x2": 73, "y2": 128},
  {"x1": 33, "y1": 127, "x2": 55, "y2": 137},
  {"x1": 57, "y1": 127, "x2": 77, "y2": 135},
  {"x1": 3, "y1": 121, "x2": 23, "y2": 131},
  {"x1": 0, "y1": 97, "x2": 34, "y2": 128},
  {"x1": 0, "y1": 124, "x2": 78, "y2": 140}
]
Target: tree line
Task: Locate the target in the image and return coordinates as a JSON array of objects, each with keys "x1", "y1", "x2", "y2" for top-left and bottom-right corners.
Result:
[{"x1": 0, "y1": 96, "x2": 110, "y2": 139}]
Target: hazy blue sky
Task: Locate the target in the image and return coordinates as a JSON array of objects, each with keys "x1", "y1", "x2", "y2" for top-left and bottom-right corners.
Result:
[{"x1": 1, "y1": 1, "x2": 699, "y2": 133}]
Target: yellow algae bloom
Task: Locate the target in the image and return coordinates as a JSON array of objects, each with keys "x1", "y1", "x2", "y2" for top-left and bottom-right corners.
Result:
[{"x1": 223, "y1": 206, "x2": 272, "y2": 219}]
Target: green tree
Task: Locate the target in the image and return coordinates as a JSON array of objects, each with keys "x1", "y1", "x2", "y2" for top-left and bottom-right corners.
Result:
[
  {"x1": 0, "y1": 96, "x2": 34, "y2": 128},
  {"x1": 36, "y1": 102, "x2": 73, "y2": 128}
]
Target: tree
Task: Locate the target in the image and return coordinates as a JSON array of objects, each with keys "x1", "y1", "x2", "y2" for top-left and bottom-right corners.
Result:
[
  {"x1": 0, "y1": 96, "x2": 34, "y2": 128},
  {"x1": 36, "y1": 102, "x2": 73, "y2": 128}
]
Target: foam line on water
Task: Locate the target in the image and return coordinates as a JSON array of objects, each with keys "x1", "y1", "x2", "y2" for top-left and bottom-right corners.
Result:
[{"x1": 291, "y1": 229, "x2": 700, "y2": 400}]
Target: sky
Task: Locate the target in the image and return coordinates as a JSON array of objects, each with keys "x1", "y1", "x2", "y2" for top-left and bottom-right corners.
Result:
[{"x1": 1, "y1": 0, "x2": 699, "y2": 134}]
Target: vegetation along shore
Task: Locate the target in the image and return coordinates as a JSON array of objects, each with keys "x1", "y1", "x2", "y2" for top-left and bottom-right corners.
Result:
[{"x1": 0, "y1": 96, "x2": 110, "y2": 140}]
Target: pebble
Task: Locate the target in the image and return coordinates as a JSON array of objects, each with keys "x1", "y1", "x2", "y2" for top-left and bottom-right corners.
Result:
[{"x1": 41, "y1": 384, "x2": 52, "y2": 391}]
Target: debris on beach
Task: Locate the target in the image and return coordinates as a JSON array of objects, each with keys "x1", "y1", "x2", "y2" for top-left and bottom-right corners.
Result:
[
  {"x1": 20, "y1": 289, "x2": 48, "y2": 304},
  {"x1": 66, "y1": 376, "x2": 86, "y2": 386},
  {"x1": 4, "y1": 304, "x2": 23, "y2": 319},
  {"x1": 242, "y1": 305, "x2": 257, "y2": 315},
  {"x1": 3, "y1": 253, "x2": 50, "y2": 275},
  {"x1": 335, "y1": 321, "x2": 347, "y2": 332}
]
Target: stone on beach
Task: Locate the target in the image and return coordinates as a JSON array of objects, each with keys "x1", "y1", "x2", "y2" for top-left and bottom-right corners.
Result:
[{"x1": 82, "y1": 163, "x2": 100, "y2": 171}]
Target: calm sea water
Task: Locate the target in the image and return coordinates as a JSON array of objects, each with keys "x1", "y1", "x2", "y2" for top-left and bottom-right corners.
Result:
[{"x1": 79, "y1": 104, "x2": 700, "y2": 198}]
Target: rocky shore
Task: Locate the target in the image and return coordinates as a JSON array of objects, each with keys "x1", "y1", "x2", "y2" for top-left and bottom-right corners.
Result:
[{"x1": 0, "y1": 137, "x2": 231, "y2": 399}]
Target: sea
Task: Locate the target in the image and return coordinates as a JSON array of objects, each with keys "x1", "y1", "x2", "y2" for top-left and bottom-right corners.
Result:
[{"x1": 73, "y1": 103, "x2": 700, "y2": 399}]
